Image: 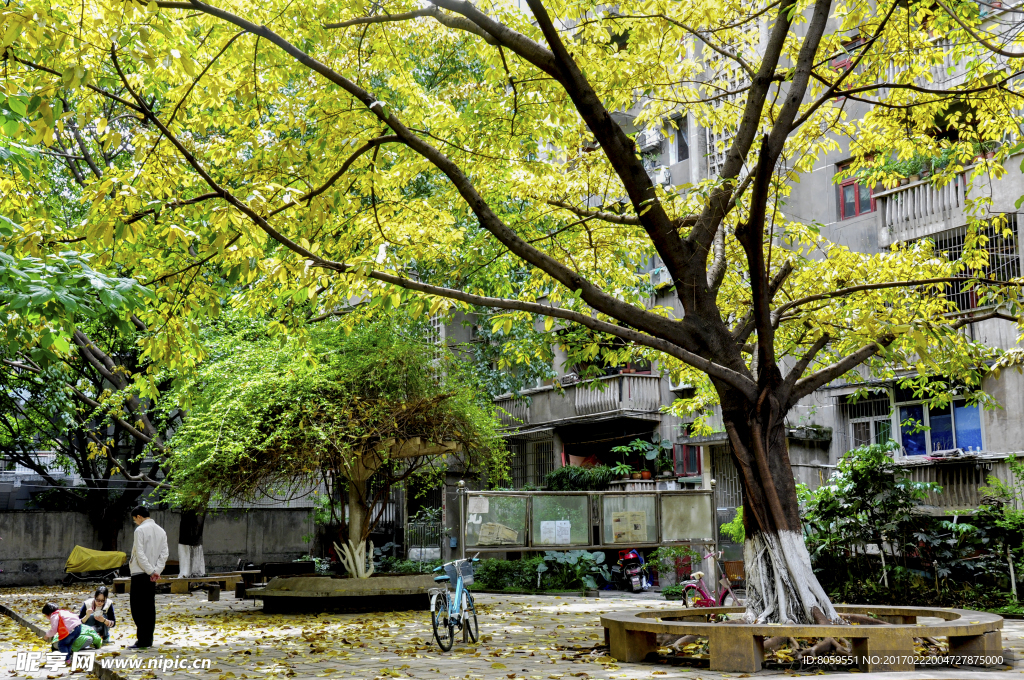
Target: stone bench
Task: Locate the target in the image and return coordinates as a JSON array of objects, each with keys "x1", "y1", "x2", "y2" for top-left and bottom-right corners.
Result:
[
  {"x1": 113, "y1": 573, "x2": 245, "y2": 595},
  {"x1": 601, "y1": 604, "x2": 1003, "y2": 673},
  {"x1": 249, "y1": 574, "x2": 437, "y2": 613}
]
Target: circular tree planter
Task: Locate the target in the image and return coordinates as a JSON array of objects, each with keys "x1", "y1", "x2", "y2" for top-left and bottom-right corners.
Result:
[
  {"x1": 250, "y1": 574, "x2": 437, "y2": 613},
  {"x1": 601, "y1": 605, "x2": 1004, "y2": 673}
]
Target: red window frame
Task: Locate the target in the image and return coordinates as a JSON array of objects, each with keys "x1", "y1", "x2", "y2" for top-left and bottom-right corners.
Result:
[
  {"x1": 830, "y1": 37, "x2": 867, "y2": 72},
  {"x1": 673, "y1": 444, "x2": 702, "y2": 477},
  {"x1": 837, "y1": 161, "x2": 875, "y2": 220}
]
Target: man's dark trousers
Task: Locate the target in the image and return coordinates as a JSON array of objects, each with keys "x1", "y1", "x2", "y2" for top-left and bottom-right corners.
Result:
[{"x1": 130, "y1": 574, "x2": 156, "y2": 647}]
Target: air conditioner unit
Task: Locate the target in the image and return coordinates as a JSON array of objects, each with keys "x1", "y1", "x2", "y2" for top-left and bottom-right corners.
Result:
[
  {"x1": 649, "y1": 267, "x2": 673, "y2": 289},
  {"x1": 669, "y1": 377, "x2": 696, "y2": 399},
  {"x1": 638, "y1": 129, "x2": 664, "y2": 152},
  {"x1": 652, "y1": 166, "x2": 673, "y2": 186}
]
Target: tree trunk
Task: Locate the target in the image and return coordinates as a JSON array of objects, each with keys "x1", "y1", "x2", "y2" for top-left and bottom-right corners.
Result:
[
  {"x1": 721, "y1": 391, "x2": 842, "y2": 625},
  {"x1": 178, "y1": 509, "x2": 207, "y2": 577},
  {"x1": 87, "y1": 497, "x2": 134, "y2": 551},
  {"x1": 97, "y1": 517, "x2": 123, "y2": 552},
  {"x1": 334, "y1": 478, "x2": 375, "y2": 578}
]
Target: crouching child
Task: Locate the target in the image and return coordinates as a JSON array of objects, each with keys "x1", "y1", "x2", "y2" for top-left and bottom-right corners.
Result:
[{"x1": 42, "y1": 603, "x2": 82, "y2": 664}]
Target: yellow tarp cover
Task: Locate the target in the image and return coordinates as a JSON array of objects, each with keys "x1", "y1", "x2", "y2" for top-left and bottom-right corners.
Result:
[{"x1": 65, "y1": 545, "x2": 126, "y2": 573}]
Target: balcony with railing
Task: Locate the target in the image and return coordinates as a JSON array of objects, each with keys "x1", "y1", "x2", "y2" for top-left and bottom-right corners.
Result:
[
  {"x1": 494, "y1": 373, "x2": 663, "y2": 430},
  {"x1": 898, "y1": 453, "x2": 1022, "y2": 512},
  {"x1": 875, "y1": 174, "x2": 967, "y2": 247}
]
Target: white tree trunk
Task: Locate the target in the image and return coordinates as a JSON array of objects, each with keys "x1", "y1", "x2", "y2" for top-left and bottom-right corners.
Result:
[
  {"x1": 334, "y1": 539, "x2": 375, "y2": 579},
  {"x1": 178, "y1": 544, "x2": 206, "y2": 578},
  {"x1": 742, "y1": 530, "x2": 841, "y2": 624}
]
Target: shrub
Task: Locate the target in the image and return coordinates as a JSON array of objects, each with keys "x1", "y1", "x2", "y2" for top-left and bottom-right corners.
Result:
[
  {"x1": 473, "y1": 555, "x2": 545, "y2": 591},
  {"x1": 536, "y1": 550, "x2": 610, "y2": 590},
  {"x1": 377, "y1": 557, "x2": 443, "y2": 574},
  {"x1": 721, "y1": 507, "x2": 745, "y2": 543},
  {"x1": 544, "y1": 464, "x2": 615, "y2": 491},
  {"x1": 661, "y1": 583, "x2": 687, "y2": 600}
]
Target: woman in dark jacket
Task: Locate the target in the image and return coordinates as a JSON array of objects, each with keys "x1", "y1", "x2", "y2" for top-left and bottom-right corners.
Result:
[{"x1": 79, "y1": 586, "x2": 116, "y2": 644}]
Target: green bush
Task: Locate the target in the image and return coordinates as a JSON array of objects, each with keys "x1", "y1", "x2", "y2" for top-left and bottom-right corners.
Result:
[
  {"x1": 721, "y1": 507, "x2": 745, "y2": 543},
  {"x1": 473, "y1": 555, "x2": 545, "y2": 591},
  {"x1": 800, "y1": 442, "x2": 1024, "y2": 610},
  {"x1": 544, "y1": 464, "x2": 615, "y2": 491},
  {"x1": 537, "y1": 550, "x2": 611, "y2": 589},
  {"x1": 377, "y1": 557, "x2": 443, "y2": 574}
]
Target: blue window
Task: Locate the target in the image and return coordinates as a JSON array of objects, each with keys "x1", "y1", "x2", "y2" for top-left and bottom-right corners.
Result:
[
  {"x1": 900, "y1": 405, "x2": 928, "y2": 455},
  {"x1": 929, "y1": 404, "x2": 955, "y2": 451},
  {"x1": 897, "y1": 400, "x2": 983, "y2": 454},
  {"x1": 954, "y1": 401, "x2": 983, "y2": 451}
]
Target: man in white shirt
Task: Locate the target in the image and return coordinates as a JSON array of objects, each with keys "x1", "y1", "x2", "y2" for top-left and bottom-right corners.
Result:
[{"x1": 127, "y1": 506, "x2": 168, "y2": 649}]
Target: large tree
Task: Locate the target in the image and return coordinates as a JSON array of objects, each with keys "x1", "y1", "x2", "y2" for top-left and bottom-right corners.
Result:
[
  {"x1": 4, "y1": 0, "x2": 1024, "y2": 621},
  {"x1": 0, "y1": 250, "x2": 161, "y2": 549},
  {"x1": 162, "y1": 316, "x2": 503, "y2": 578}
]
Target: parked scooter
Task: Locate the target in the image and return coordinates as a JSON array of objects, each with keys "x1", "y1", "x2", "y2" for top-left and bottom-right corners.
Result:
[{"x1": 612, "y1": 549, "x2": 650, "y2": 592}]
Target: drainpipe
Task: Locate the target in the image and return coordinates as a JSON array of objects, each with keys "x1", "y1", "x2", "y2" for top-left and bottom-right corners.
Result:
[{"x1": 458, "y1": 480, "x2": 466, "y2": 561}]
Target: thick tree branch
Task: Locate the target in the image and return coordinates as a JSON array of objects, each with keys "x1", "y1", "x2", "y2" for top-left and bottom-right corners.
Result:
[
  {"x1": 71, "y1": 329, "x2": 165, "y2": 451},
  {"x1": 779, "y1": 333, "x2": 830, "y2": 405},
  {"x1": 325, "y1": 5, "x2": 499, "y2": 44},
  {"x1": 267, "y1": 135, "x2": 404, "y2": 217},
  {"x1": 933, "y1": 0, "x2": 1024, "y2": 59},
  {"x1": 363, "y1": 272, "x2": 759, "y2": 400},
  {"x1": 792, "y1": 1, "x2": 898, "y2": 129},
  {"x1": 775, "y1": 276, "x2": 1024, "y2": 318},
  {"x1": 732, "y1": 259, "x2": 795, "y2": 344},
  {"x1": 426, "y1": 0, "x2": 558, "y2": 73},
  {"x1": 545, "y1": 199, "x2": 640, "y2": 225},
  {"x1": 119, "y1": 4, "x2": 707, "y2": 360},
  {"x1": 787, "y1": 333, "x2": 896, "y2": 406}
]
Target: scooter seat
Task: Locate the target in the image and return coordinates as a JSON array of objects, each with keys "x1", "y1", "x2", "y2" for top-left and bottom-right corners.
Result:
[{"x1": 690, "y1": 571, "x2": 704, "y2": 580}]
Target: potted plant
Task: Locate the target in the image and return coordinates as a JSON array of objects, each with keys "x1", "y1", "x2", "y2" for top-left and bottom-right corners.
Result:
[
  {"x1": 631, "y1": 470, "x2": 643, "y2": 480},
  {"x1": 640, "y1": 469, "x2": 653, "y2": 480},
  {"x1": 662, "y1": 583, "x2": 686, "y2": 601},
  {"x1": 657, "y1": 454, "x2": 675, "y2": 477},
  {"x1": 612, "y1": 462, "x2": 633, "y2": 479}
]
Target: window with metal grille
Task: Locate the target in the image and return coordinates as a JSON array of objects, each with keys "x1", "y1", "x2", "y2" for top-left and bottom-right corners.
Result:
[
  {"x1": 673, "y1": 444, "x2": 701, "y2": 477},
  {"x1": 702, "y1": 47, "x2": 751, "y2": 178},
  {"x1": 425, "y1": 313, "x2": 445, "y2": 346},
  {"x1": 508, "y1": 439, "x2": 555, "y2": 489},
  {"x1": 841, "y1": 393, "x2": 893, "y2": 449},
  {"x1": 710, "y1": 444, "x2": 742, "y2": 509},
  {"x1": 913, "y1": 217, "x2": 1020, "y2": 311}
]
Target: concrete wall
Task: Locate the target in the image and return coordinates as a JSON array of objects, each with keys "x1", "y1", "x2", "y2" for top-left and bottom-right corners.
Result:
[{"x1": 0, "y1": 508, "x2": 314, "y2": 586}]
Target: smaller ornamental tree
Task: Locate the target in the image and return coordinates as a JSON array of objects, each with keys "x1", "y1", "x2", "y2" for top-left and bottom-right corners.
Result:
[{"x1": 164, "y1": 316, "x2": 503, "y2": 577}]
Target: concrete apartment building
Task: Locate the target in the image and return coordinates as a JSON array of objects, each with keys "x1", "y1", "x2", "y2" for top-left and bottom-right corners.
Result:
[{"x1": 483, "y1": 10, "x2": 1024, "y2": 560}]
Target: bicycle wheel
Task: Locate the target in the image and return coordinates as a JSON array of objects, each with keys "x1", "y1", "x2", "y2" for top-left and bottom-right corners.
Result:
[
  {"x1": 432, "y1": 591, "x2": 454, "y2": 651},
  {"x1": 463, "y1": 591, "x2": 479, "y2": 643},
  {"x1": 682, "y1": 585, "x2": 702, "y2": 608}
]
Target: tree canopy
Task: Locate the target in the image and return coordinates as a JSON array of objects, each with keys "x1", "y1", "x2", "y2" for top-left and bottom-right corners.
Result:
[
  {"x1": 162, "y1": 316, "x2": 503, "y2": 539},
  {"x1": 4, "y1": 0, "x2": 1024, "y2": 620}
]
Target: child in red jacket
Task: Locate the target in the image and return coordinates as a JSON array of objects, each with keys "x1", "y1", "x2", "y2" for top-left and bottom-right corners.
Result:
[{"x1": 42, "y1": 603, "x2": 82, "y2": 663}]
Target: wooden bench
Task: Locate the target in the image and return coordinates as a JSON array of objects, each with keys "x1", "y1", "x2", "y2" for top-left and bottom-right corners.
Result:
[
  {"x1": 113, "y1": 571, "x2": 257, "y2": 595},
  {"x1": 601, "y1": 605, "x2": 1004, "y2": 673}
]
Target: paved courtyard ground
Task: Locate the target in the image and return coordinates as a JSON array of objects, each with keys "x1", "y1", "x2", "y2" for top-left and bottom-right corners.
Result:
[{"x1": 2, "y1": 586, "x2": 1022, "y2": 680}]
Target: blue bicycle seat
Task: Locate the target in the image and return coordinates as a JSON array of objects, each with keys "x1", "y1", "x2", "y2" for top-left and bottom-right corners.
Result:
[{"x1": 433, "y1": 575, "x2": 450, "y2": 582}]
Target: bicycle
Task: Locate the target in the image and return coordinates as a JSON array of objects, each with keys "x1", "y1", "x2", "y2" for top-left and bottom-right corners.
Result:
[
  {"x1": 429, "y1": 554, "x2": 480, "y2": 651},
  {"x1": 679, "y1": 550, "x2": 745, "y2": 607}
]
